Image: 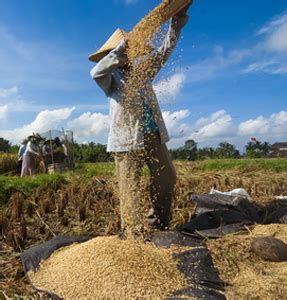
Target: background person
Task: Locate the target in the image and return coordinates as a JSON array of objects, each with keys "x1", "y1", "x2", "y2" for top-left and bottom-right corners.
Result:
[
  {"x1": 21, "y1": 134, "x2": 43, "y2": 177},
  {"x1": 18, "y1": 139, "x2": 28, "y2": 175}
]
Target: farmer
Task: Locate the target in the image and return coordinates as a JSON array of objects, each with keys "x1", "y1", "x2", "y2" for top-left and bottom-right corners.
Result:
[
  {"x1": 90, "y1": 6, "x2": 190, "y2": 238},
  {"x1": 18, "y1": 139, "x2": 28, "y2": 175},
  {"x1": 21, "y1": 134, "x2": 43, "y2": 177}
]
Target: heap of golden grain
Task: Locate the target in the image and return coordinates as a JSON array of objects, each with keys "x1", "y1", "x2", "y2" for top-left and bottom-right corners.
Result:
[{"x1": 29, "y1": 236, "x2": 187, "y2": 299}]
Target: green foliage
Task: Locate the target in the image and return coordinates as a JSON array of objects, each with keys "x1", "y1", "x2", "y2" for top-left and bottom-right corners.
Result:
[
  {"x1": 0, "y1": 136, "x2": 19, "y2": 156},
  {"x1": 73, "y1": 142, "x2": 112, "y2": 163},
  {"x1": 215, "y1": 142, "x2": 240, "y2": 159},
  {"x1": 245, "y1": 140, "x2": 271, "y2": 158},
  {"x1": 73, "y1": 162, "x2": 115, "y2": 177},
  {"x1": 171, "y1": 140, "x2": 240, "y2": 160},
  {"x1": 195, "y1": 158, "x2": 287, "y2": 172},
  {"x1": 170, "y1": 139, "x2": 198, "y2": 161},
  {"x1": 74, "y1": 158, "x2": 287, "y2": 178},
  {"x1": 7, "y1": 145, "x2": 19, "y2": 154},
  {"x1": 0, "y1": 137, "x2": 11, "y2": 152},
  {"x1": 0, "y1": 173, "x2": 66, "y2": 206},
  {"x1": 72, "y1": 162, "x2": 150, "y2": 178},
  {"x1": 197, "y1": 147, "x2": 216, "y2": 159}
]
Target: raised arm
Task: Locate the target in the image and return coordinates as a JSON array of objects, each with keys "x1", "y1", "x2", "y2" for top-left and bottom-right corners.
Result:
[
  {"x1": 90, "y1": 41, "x2": 128, "y2": 95},
  {"x1": 140, "y1": 6, "x2": 189, "y2": 81}
]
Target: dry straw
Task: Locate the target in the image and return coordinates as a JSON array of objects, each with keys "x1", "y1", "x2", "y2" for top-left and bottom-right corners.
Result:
[{"x1": 208, "y1": 224, "x2": 287, "y2": 299}]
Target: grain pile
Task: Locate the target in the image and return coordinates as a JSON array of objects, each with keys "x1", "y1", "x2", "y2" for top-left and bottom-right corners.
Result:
[
  {"x1": 208, "y1": 224, "x2": 287, "y2": 299},
  {"x1": 28, "y1": 236, "x2": 187, "y2": 299}
]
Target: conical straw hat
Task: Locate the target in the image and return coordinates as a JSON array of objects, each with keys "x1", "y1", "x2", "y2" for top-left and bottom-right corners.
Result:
[{"x1": 89, "y1": 28, "x2": 127, "y2": 62}]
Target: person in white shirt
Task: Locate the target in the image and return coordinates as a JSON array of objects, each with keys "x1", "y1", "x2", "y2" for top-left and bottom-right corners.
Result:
[
  {"x1": 21, "y1": 135, "x2": 42, "y2": 177},
  {"x1": 18, "y1": 139, "x2": 28, "y2": 175}
]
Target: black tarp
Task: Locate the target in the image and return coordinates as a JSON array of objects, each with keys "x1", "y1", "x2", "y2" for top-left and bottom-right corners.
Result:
[
  {"x1": 21, "y1": 232, "x2": 225, "y2": 300},
  {"x1": 181, "y1": 194, "x2": 287, "y2": 237},
  {"x1": 21, "y1": 236, "x2": 92, "y2": 273}
]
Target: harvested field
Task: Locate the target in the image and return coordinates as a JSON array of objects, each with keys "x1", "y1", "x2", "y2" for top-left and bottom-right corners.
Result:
[
  {"x1": 1, "y1": 161, "x2": 287, "y2": 298},
  {"x1": 208, "y1": 224, "x2": 287, "y2": 299},
  {"x1": 0, "y1": 153, "x2": 18, "y2": 175},
  {"x1": 29, "y1": 236, "x2": 187, "y2": 299}
]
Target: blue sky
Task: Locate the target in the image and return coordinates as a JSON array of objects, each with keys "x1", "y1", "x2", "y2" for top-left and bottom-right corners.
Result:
[{"x1": 0, "y1": 0, "x2": 286, "y2": 150}]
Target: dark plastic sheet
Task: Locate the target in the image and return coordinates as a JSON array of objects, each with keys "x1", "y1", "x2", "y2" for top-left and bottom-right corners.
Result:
[
  {"x1": 21, "y1": 236, "x2": 92, "y2": 273},
  {"x1": 21, "y1": 233, "x2": 225, "y2": 300},
  {"x1": 181, "y1": 194, "x2": 287, "y2": 237}
]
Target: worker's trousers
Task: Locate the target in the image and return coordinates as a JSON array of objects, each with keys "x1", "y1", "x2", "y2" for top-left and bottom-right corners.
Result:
[{"x1": 114, "y1": 132, "x2": 177, "y2": 238}]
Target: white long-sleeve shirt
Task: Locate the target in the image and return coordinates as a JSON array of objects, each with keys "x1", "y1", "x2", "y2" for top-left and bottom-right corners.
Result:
[
  {"x1": 24, "y1": 141, "x2": 40, "y2": 157},
  {"x1": 90, "y1": 21, "x2": 182, "y2": 152}
]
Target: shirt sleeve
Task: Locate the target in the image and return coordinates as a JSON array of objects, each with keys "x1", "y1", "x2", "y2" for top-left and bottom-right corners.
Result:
[
  {"x1": 90, "y1": 40, "x2": 128, "y2": 95},
  {"x1": 18, "y1": 145, "x2": 23, "y2": 158},
  {"x1": 144, "y1": 19, "x2": 182, "y2": 81},
  {"x1": 62, "y1": 144, "x2": 68, "y2": 156},
  {"x1": 26, "y1": 142, "x2": 40, "y2": 156}
]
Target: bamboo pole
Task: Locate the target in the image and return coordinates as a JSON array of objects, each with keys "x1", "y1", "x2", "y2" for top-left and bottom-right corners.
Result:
[{"x1": 49, "y1": 130, "x2": 55, "y2": 173}]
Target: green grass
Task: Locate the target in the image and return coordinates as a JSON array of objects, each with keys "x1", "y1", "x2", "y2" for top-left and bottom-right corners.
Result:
[
  {"x1": 0, "y1": 173, "x2": 66, "y2": 206},
  {"x1": 73, "y1": 162, "x2": 152, "y2": 177},
  {"x1": 72, "y1": 159, "x2": 287, "y2": 176},
  {"x1": 73, "y1": 162, "x2": 115, "y2": 177},
  {"x1": 1, "y1": 158, "x2": 286, "y2": 207},
  {"x1": 192, "y1": 158, "x2": 287, "y2": 172}
]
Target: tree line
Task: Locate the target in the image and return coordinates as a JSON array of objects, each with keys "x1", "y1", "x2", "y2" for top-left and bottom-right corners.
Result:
[
  {"x1": 169, "y1": 139, "x2": 272, "y2": 161},
  {"x1": 0, "y1": 137, "x2": 273, "y2": 163}
]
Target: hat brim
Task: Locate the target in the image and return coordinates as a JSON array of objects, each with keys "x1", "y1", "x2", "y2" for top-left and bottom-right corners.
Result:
[
  {"x1": 88, "y1": 49, "x2": 113, "y2": 63},
  {"x1": 89, "y1": 28, "x2": 127, "y2": 62}
]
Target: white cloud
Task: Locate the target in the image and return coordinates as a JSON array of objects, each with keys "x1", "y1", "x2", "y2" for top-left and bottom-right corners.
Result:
[
  {"x1": 0, "y1": 86, "x2": 18, "y2": 98},
  {"x1": 68, "y1": 112, "x2": 110, "y2": 142},
  {"x1": 270, "y1": 111, "x2": 287, "y2": 136},
  {"x1": 242, "y1": 59, "x2": 287, "y2": 75},
  {"x1": 243, "y1": 12, "x2": 287, "y2": 75},
  {"x1": 257, "y1": 13, "x2": 287, "y2": 35},
  {"x1": 0, "y1": 86, "x2": 35, "y2": 113},
  {"x1": 154, "y1": 73, "x2": 186, "y2": 102},
  {"x1": 162, "y1": 109, "x2": 190, "y2": 148},
  {"x1": 188, "y1": 109, "x2": 287, "y2": 146},
  {"x1": 1, "y1": 105, "x2": 287, "y2": 149},
  {"x1": 163, "y1": 109, "x2": 190, "y2": 133},
  {"x1": 265, "y1": 22, "x2": 287, "y2": 53},
  {"x1": 239, "y1": 111, "x2": 287, "y2": 138},
  {"x1": 190, "y1": 110, "x2": 236, "y2": 142},
  {"x1": 0, "y1": 107, "x2": 74, "y2": 143},
  {"x1": 166, "y1": 109, "x2": 287, "y2": 149},
  {"x1": 238, "y1": 116, "x2": 270, "y2": 136},
  {"x1": 0, "y1": 105, "x2": 8, "y2": 121},
  {"x1": 257, "y1": 12, "x2": 287, "y2": 53}
]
